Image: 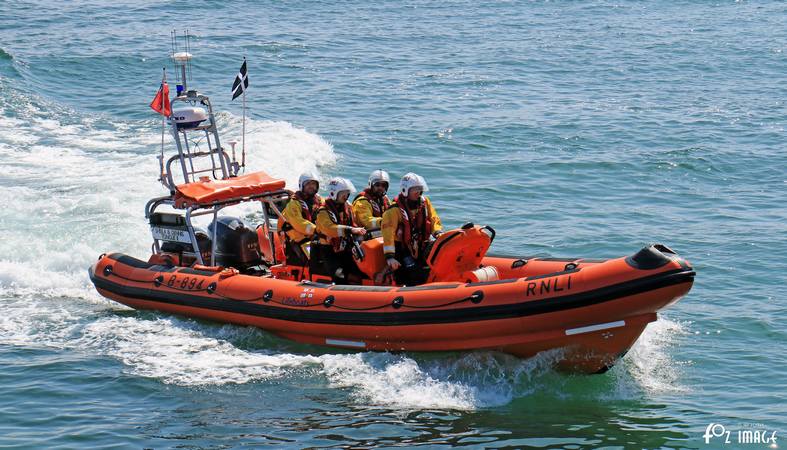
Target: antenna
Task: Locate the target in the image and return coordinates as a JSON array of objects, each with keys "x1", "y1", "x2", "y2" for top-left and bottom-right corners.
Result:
[
  {"x1": 170, "y1": 30, "x2": 179, "y2": 86},
  {"x1": 170, "y1": 30, "x2": 193, "y2": 96},
  {"x1": 184, "y1": 30, "x2": 193, "y2": 84},
  {"x1": 228, "y1": 139, "x2": 240, "y2": 173}
]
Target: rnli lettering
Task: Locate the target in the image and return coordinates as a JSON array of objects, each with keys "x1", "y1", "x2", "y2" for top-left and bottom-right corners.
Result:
[
  {"x1": 526, "y1": 276, "x2": 572, "y2": 297},
  {"x1": 282, "y1": 297, "x2": 309, "y2": 306}
]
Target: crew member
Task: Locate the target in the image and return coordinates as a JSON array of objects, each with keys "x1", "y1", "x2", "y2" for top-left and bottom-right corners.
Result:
[
  {"x1": 352, "y1": 169, "x2": 390, "y2": 233},
  {"x1": 381, "y1": 172, "x2": 443, "y2": 285},
  {"x1": 280, "y1": 172, "x2": 322, "y2": 267},
  {"x1": 312, "y1": 177, "x2": 367, "y2": 283}
]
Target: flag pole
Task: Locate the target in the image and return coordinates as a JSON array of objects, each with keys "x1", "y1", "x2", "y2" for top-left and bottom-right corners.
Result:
[
  {"x1": 159, "y1": 67, "x2": 167, "y2": 182},
  {"x1": 241, "y1": 57, "x2": 246, "y2": 173}
]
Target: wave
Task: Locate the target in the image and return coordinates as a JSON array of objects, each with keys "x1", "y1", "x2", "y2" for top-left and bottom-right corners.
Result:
[
  {"x1": 1, "y1": 278, "x2": 690, "y2": 411},
  {"x1": 612, "y1": 317, "x2": 691, "y2": 397},
  {"x1": 0, "y1": 88, "x2": 336, "y2": 297},
  {"x1": 0, "y1": 86, "x2": 690, "y2": 412},
  {"x1": 3, "y1": 295, "x2": 562, "y2": 409},
  {"x1": 78, "y1": 315, "x2": 322, "y2": 385},
  {"x1": 213, "y1": 111, "x2": 337, "y2": 188}
]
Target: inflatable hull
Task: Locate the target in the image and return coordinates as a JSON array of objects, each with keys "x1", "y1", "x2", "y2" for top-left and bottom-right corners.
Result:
[{"x1": 89, "y1": 245, "x2": 694, "y2": 374}]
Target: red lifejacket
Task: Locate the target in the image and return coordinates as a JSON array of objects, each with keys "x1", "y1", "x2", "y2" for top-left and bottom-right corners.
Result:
[
  {"x1": 293, "y1": 191, "x2": 323, "y2": 221},
  {"x1": 354, "y1": 188, "x2": 390, "y2": 218},
  {"x1": 394, "y1": 194, "x2": 432, "y2": 259},
  {"x1": 318, "y1": 199, "x2": 354, "y2": 252}
]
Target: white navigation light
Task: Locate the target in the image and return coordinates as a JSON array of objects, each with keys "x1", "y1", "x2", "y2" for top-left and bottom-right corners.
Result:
[
  {"x1": 171, "y1": 107, "x2": 207, "y2": 129},
  {"x1": 172, "y1": 51, "x2": 192, "y2": 62}
]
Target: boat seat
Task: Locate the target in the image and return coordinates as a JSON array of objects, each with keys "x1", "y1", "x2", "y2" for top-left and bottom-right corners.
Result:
[
  {"x1": 354, "y1": 237, "x2": 387, "y2": 281},
  {"x1": 355, "y1": 227, "x2": 496, "y2": 284},
  {"x1": 426, "y1": 225, "x2": 494, "y2": 283}
]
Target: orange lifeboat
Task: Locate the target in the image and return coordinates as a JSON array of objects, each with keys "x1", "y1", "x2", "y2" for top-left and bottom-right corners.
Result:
[
  {"x1": 90, "y1": 67, "x2": 695, "y2": 374},
  {"x1": 90, "y1": 216, "x2": 694, "y2": 374}
]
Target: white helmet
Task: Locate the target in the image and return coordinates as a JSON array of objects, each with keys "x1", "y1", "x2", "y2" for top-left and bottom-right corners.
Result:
[
  {"x1": 368, "y1": 169, "x2": 390, "y2": 188},
  {"x1": 400, "y1": 172, "x2": 429, "y2": 196},
  {"x1": 326, "y1": 177, "x2": 357, "y2": 201},
  {"x1": 298, "y1": 171, "x2": 320, "y2": 191}
]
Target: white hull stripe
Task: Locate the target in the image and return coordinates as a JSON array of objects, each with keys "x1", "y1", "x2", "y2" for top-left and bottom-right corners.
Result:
[
  {"x1": 565, "y1": 320, "x2": 626, "y2": 336},
  {"x1": 326, "y1": 338, "x2": 366, "y2": 348}
]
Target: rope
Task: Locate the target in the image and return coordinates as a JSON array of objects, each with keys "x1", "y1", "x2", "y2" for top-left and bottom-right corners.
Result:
[{"x1": 104, "y1": 269, "x2": 482, "y2": 310}]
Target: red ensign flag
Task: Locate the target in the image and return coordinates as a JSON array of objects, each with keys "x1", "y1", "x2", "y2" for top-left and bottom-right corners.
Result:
[{"x1": 150, "y1": 82, "x2": 171, "y2": 117}]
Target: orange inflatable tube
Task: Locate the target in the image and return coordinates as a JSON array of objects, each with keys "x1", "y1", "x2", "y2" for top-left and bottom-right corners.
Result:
[{"x1": 90, "y1": 234, "x2": 694, "y2": 374}]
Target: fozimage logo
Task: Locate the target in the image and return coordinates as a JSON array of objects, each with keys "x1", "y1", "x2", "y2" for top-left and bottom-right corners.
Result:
[{"x1": 703, "y1": 423, "x2": 778, "y2": 446}]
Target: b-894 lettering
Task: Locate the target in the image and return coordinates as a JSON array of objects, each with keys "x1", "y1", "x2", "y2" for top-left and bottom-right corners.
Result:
[{"x1": 165, "y1": 275, "x2": 205, "y2": 291}]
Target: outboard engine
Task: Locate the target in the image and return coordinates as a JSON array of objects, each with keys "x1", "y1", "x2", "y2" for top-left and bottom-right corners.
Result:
[{"x1": 208, "y1": 217, "x2": 262, "y2": 270}]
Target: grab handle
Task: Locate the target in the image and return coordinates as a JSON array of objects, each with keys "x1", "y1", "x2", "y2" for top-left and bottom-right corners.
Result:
[{"x1": 481, "y1": 225, "x2": 496, "y2": 243}]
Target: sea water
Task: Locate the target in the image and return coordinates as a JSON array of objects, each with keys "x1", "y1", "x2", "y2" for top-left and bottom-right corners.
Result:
[{"x1": 1, "y1": 1, "x2": 785, "y2": 448}]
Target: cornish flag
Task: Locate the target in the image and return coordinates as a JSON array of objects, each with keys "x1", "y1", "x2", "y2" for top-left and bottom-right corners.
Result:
[{"x1": 231, "y1": 58, "x2": 249, "y2": 100}]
